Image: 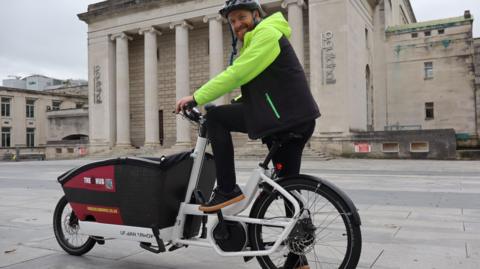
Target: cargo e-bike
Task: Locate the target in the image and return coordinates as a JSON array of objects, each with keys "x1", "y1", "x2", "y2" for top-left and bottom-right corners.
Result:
[{"x1": 53, "y1": 105, "x2": 362, "y2": 269}]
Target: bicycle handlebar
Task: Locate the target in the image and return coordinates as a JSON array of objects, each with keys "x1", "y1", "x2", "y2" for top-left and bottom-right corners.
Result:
[{"x1": 181, "y1": 101, "x2": 202, "y2": 123}]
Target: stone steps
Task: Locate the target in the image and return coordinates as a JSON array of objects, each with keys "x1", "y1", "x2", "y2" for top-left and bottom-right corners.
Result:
[{"x1": 85, "y1": 144, "x2": 334, "y2": 161}]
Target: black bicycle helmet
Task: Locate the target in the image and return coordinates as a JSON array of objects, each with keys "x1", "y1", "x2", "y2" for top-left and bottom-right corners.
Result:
[{"x1": 219, "y1": 0, "x2": 266, "y2": 18}]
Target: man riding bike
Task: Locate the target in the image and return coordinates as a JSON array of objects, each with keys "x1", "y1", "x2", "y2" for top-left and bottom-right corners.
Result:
[
  {"x1": 176, "y1": 2, "x2": 319, "y2": 265},
  {"x1": 176, "y1": 0, "x2": 319, "y2": 212},
  {"x1": 176, "y1": 1, "x2": 319, "y2": 267}
]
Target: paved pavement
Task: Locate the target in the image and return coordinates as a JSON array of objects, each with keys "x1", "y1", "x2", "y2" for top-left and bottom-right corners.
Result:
[{"x1": 0, "y1": 158, "x2": 479, "y2": 268}]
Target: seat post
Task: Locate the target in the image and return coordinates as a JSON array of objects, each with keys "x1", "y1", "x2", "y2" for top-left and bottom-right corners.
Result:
[{"x1": 260, "y1": 140, "x2": 281, "y2": 169}]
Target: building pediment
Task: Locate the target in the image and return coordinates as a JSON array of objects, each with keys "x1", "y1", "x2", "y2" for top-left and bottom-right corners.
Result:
[{"x1": 78, "y1": 0, "x2": 188, "y2": 23}]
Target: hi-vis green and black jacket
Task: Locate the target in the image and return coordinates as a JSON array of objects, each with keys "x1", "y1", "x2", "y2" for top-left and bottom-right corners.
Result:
[{"x1": 193, "y1": 12, "x2": 320, "y2": 139}]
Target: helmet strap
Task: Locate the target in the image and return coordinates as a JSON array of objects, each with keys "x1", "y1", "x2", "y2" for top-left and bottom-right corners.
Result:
[
  {"x1": 228, "y1": 24, "x2": 238, "y2": 66},
  {"x1": 252, "y1": 10, "x2": 260, "y2": 26}
]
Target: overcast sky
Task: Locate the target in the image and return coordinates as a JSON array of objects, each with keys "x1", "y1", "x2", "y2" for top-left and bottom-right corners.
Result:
[{"x1": 0, "y1": 0, "x2": 479, "y2": 83}]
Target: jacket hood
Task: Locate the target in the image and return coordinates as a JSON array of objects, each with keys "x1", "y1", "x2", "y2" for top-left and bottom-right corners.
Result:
[
  {"x1": 256, "y1": 12, "x2": 291, "y2": 38},
  {"x1": 242, "y1": 12, "x2": 291, "y2": 49}
]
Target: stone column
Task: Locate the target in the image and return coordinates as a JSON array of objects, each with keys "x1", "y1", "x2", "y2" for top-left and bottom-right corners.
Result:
[
  {"x1": 140, "y1": 27, "x2": 161, "y2": 147},
  {"x1": 282, "y1": 0, "x2": 306, "y2": 66},
  {"x1": 170, "y1": 21, "x2": 193, "y2": 147},
  {"x1": 107, "y1": 37, "x2": 117, "y2": 147},
  {"x1": 204, "y1": 14, "x2": 226, "y2": 105},
  {"x1": 112, "y1": 33, "x2": 133, "y2": 147}
]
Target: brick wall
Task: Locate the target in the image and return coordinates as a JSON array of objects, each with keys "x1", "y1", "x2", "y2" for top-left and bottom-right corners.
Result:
[{"x1": 129, "y1": 35, "x2": 145, "y2": 148}]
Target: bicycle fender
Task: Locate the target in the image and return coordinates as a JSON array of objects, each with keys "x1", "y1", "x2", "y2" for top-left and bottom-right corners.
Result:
[{"x1": 276, "y1": 174, "x2": 362, "y2": 226}]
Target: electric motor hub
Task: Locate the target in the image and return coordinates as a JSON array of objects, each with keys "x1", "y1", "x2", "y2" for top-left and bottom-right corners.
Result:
[
  {"x1": 286, "y1": 217, "x2": 317, "y2": 255},
  {"x1": 213, "y1": 220, "x2": 247, "y2": 252}
]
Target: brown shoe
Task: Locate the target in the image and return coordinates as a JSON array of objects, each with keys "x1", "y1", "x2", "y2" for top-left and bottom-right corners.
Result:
[{"x1": 199, "y1": 185, "x2": 245, "y2": 213}]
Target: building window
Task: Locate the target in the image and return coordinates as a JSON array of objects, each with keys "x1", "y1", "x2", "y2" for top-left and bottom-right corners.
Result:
[
  {"x1": 424, "y1": 31, "x2": 431, "y2": 37},
  {"x1": 411, "y1": 33, "x2": 418, "y2": 38},
  {"x1": 365, "y1": 28, "x2": 369, "y2": 49},
  {"x1": 52, "y1": 100, "x2": 61, "y2": 111},
  {"x1": 26, "y1": 128, "x2": 35, "y2": 148},
  {"x1": 1, "y1": 97, "x2": 11, "y2": 117},
  {"x1": 206, "y1": 38, "x2": 210, "y2": 55},
  {"x1": 424, "y1": 62, "x2": 433, "y2": 79},
  {"x1": 438, "y1": 29, "x2": 445, "y2": 34},
  {"x1": 382, "y1": 142, "x2": 399, "y2": 153},
  {"x1": 425, "y1": 102, "x2": 434, "y2": 120},
  {"x1": 410, "y1": 142, "x2": 429, "y2": 153},
  {"x1": 1, "y1": 127, "x2": 11, "y2": 148},
  {"x1": 26, "y1": 99, "x2": 35, "y2": 118}
]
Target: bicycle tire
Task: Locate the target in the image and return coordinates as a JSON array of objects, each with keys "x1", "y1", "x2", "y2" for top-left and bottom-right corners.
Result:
[
  {"x1": 53, "y1": 196, "x2": 96, "y2": 256},
  {"x1": 248, "y1": 175, "x2": 362, "y2": 269}
]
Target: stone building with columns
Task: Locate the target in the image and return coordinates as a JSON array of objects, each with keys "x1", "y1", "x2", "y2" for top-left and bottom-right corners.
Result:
[{"x1": 78, "y1": 0, "x2": 479, "y2": 158}]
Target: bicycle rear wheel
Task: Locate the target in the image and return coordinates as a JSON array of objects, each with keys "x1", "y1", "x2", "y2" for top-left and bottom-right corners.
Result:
[{"x1": 248, "y1": 176, "x2": 361, "y2": 269}]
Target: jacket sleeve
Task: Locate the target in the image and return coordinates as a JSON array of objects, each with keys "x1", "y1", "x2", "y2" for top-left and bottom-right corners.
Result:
[{"x1": 193, "y1": 27, "x2": 282, "y2": 105}]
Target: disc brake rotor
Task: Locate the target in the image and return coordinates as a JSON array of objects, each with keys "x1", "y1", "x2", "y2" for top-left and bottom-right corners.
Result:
[{"x1": 286, "y1": 215, "x2": 317, "y2": 255}]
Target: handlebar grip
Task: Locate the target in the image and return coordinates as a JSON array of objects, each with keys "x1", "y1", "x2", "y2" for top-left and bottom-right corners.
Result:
[
  {"x1": 182, "y1": 100, "x2": 198, "y2": 111},
  {"x1": 181, "y1": 100, "x2": 201, "y2": 122}
]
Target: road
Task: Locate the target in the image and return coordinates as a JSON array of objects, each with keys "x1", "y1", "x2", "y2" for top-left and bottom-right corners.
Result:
[{"x1": 0, "y1": 158, "x2": 479, "y2": 268}]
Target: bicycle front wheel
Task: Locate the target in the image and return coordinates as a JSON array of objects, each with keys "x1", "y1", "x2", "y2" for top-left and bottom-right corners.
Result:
[
  {"x1": 53, "y1": 196, "x2": 96, "y2": 255},
  {"x1": 248, "y1": 176, "x2": 362, "y2": 269}
]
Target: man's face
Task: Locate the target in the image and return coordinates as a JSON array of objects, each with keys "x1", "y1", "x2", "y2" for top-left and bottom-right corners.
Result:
[{"x1": 227, "y1": 9, "x2": 259, "y2": 42}]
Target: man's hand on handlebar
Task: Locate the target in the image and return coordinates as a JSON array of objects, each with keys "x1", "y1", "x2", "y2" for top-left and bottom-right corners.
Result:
[{"x1": 175, "y1": 95, "x2": 197, "y2": 114}]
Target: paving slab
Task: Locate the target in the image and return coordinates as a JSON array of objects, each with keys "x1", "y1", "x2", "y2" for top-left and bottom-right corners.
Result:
[
  {"x1": 373, "y1": 243, "x2": 473, "y2": 269},
  {"x1": 0, "y1": 245, "x2": 57, "y2": 268}
]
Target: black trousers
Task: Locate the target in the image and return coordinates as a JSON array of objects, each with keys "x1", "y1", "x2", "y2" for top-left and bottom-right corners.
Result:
[{"x1": 206, "y1": 103, "x2": 315, "y2": 193}]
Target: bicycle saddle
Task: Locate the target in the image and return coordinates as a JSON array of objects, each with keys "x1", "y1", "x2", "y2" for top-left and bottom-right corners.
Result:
[{"x1": 270, "y1": 132, "x2": 304, "y2": 144}]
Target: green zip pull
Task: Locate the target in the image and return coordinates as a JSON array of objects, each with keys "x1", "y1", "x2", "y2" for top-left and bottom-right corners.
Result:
[{"x1": 265, "y1": 93, "x2": 281, "y2": 119}]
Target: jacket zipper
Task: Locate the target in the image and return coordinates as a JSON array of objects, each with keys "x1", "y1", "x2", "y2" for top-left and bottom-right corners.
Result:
[{"x1": 265, "y1": 93, "x2": 281, "y2": 119}]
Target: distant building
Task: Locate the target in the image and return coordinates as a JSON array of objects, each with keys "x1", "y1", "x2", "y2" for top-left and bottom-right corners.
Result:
[
  {"x1": 475, "y1": 37, "x2": 480, "y2": 142},
  {"x1": 475, "y1": 37, "x2": 480, "y2": 87},
  {"x1": 2, "y1": 75, "x2": 87, "y2": 91},
  {"x1": 78, "y1": 0, "x2": 479, "y2": 158},
  {"x1": 2, "y1": 77, "x2": 26, "y2": 89},
  {"x1": 380, "y1": 13, "x2": 477, "y2": 143},
  {"x1": 0, "y1": 86, "x2": 88, "y2": 160}
]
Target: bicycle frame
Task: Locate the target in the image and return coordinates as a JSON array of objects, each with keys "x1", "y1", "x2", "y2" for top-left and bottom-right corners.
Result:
[
  {"x1": 77, "y1": 111, "x2": 303, "y2": 257},
  {"x1": 171, "y1": 136, "x2": 302, "y2": 257}
]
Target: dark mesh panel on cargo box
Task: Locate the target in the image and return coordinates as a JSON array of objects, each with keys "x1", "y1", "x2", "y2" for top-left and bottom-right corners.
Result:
[
  {"x1": 158, "y1": 158, "x2": 194, "y2": 228},
  {"x1": 114, "y1": 158, "x2": 193, "y2": 228},
  {"x1": 183, "y1": 154, "x2": 217, "y2": 238},
  {"x1": 114, "y1": 165, "x2": 163, "y2": 228}
]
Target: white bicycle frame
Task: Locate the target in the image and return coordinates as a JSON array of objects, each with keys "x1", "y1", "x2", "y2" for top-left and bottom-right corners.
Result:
[{"x1": 78, "y1": 117, "x2": 303, "y2": 257}]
